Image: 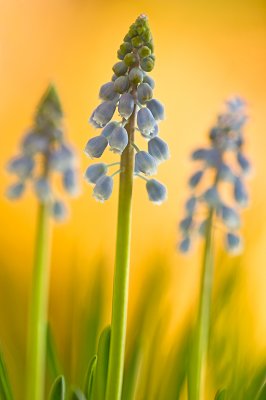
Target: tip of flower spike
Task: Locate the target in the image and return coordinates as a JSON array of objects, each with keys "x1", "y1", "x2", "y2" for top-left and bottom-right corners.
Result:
[
  {"x1": 138, "y1": 14, "x2": 148, "y2": 20},
  {"x1": 37, "y1": 83, "x2": 63, "y2": 116}
]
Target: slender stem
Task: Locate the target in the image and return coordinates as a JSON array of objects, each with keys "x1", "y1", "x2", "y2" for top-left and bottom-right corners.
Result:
[
  {"x1": 107, "y1": 162, "x2": 121, "y2": 168},
  {"x1": 105, "y1": 92, "x2": 136, "y2": 400},
  {"x1": 189, "y1": 208, "x2": 215, "y2": 400},
  {"x1": 26, "y1": 202, "x2": 52, "y2": 400}
]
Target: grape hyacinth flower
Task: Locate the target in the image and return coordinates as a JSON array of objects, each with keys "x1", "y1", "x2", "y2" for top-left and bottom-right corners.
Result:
[
  {"x1": 178, "y1": 97, "x2": 250, "y2": 255},
  {"x1": 6, "y1": 85, "x2": 79, "y2": 400},
  {"x1": 84, "y1": 14, "x2": 168, "y2": 206},
  {"x1": 179, "y1": 97, "x2": 251, "y2": 400},
  {"x1": 6, "y1": 85, "x2": 79, "y2": 218},
  {"x1": 84, "y1": 15, "x2": 169, "y2": 400}
]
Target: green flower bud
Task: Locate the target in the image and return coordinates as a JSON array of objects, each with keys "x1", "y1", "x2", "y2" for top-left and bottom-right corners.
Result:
[
  {"x1": 128, "y1": 28, "x2": 138, "y2": 38},
  {"x1": 138, "y1": 46, "x2": 151, "y2": 59},
  {"x1": 136, "y1": 26, "x2": 144, "y2": 35},
  {"x1": 131, "y1": 36, "x2": 143, "y2": 48},
  {"x1": 140, "y1": 57, "x2": 154, "y2": 72},
  {"x1": 146, "y1": 41, "x2": 154, "y2": 52},
  {"x1": 124, "y1": 53, "x2": 138, "y2": 67},
  {"x1": 142, "y1": 30, "x2": 152, "y2": 43},
  {"x1": 124, "y1": 34, "x2": 131, "y2": 42},
  {"x1": 117, "y1": 50, "x2": 124, "y2": 60},
  {"x1": 120, "y1": 42, "x2": 132, "y2": 55},
  {"x1": 114, "y1": 76, "x2": 130, "y2": 94},
  {"x1": 129, "y1": 67, "x2": 143, "y2": 84},
  {"x1": 112, "y1": 61, "x2": 128, "y2": 76}
]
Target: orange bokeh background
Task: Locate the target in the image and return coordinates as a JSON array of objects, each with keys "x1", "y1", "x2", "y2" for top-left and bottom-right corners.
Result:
[{"x1": 0, "y1": 0, "x2": 266, "y2": 395}]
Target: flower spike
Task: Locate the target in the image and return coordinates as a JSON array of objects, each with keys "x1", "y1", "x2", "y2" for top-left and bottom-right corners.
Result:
[
  {"x1": 178, "y1": 97, "x2": 251, "y2": 254},
  {"x1": 84, "y1": 14, "x2": 168, "y2": 204},
  {"x1": 6, "y1": 84, "x2": 79, "y2": 220}
]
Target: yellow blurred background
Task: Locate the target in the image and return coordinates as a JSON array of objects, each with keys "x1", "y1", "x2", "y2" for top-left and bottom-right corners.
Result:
[{"x1": 0, "y1": 0, "x2": 266, "y2": 397}]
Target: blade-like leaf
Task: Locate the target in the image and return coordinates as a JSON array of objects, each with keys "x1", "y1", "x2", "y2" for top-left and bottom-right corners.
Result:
[
  {"x1": 0, "y1": 350, "x2": 13, "y2": 400},
  {"x1": 92, "y1": 325, "x2": 111, "y2": 400},
  {"x1": 84, "y1": 355, "x2": 97, "y2": 400},
  {"x1": 255, "y1": 380, "x2": 266, "y2": 400},
  {"x1": 70, "y1": 388, "x2": 86, "y2": 400},
  {"x1": 47, "y1": 324, "x2": 62, "y2": 381},
  {"x1": 122, "y1": 341, "x2": 141, "y2": 400},
  {"x1": 214, "y1": 388, "x2": 226, "y2": 400},
  {"x1": 49, "y1": 375, "x2": 66, "y2": 400}
]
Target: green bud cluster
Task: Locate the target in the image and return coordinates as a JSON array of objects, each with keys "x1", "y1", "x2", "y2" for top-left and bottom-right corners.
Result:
[{"x1": 117, "y1": 14, "x2": 155, "y2": 72}]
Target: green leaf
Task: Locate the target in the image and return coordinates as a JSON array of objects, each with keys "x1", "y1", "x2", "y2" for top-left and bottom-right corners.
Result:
[
  {"x1": 70, "y1": 388, "x2": 86, "y2": 400},
  {"x1": 48, "y1": 375, "x2": 66, "y2": 400},
  {"x1": 122, "y1": 342, "x2": 141, "y2": 400},
  {"x1": 47, "y1": 324, "x2": 62, "y2": 381},
  {"x1": 84, "y1": 355, "x2": 97, "y2": 400},
  {"x1": 92, "y1": 325, "x2": 111, "y2": 400},
  {"x1": 0, "y1": 350, "x2": 13, "y2": 400},
  {"x1": 255, "y1": 380, "x2": 266, "y2": 400},
  {"x1": 214, "y1": 388, "x2": 226, "y2": 400}
]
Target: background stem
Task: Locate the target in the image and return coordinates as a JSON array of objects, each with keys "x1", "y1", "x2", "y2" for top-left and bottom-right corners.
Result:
[
  {"x1": 189, "y1": 208, "x2": 214, "y2": 400},
  {"x1": 105, "y1": 98, "x2": 136, "y2": 400},
  {"x1": 26, "y1": 202, "x2": 52, "y2": 400}
]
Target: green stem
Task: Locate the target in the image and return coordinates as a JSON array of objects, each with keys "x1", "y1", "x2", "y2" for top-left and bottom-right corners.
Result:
[
  {"x1": 105, "y1": 96, "x2": 136, "y2": 400},
  {"x1": 26, "y1": 202, "x2": 52, "y2": 400},
  {"x1": 189, "y1": 208, "x2": 215, "y2": 400}
]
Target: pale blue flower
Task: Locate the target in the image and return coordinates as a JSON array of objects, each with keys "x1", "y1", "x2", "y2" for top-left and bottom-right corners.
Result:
[
  {"x1": 237, "y1": 152, "x2": 251, "y2": 175},
  {"x1": 143, "y1": 75, "x2": 155, "y2": 89},
  {"x1": 109, "y1": 126, "x2": 128, "y2": 154},
  {"x1": 34, "y1": 178, "x2": 51, "y2": 202},
  {"x1": 218, "y1": 162, "x2": 235, "y2": 182},
  {"x1": 146, "y1": 179, "x2": 167, "y2": 204},
  {"x1": 234, "y1": 177, "x2": 248, "y2": 207},
  {"x1": 90, "y1": 101, "x2": 117, "y2": 128},
  {"x1": 148, "y1": 137, "x2": 169, "y2": 163},
  {"x1": 137, "y1": 83, "x2": 153, "y2": 104},
  {"x1": 202, "y1": 187, "x2": 220, "y2": 207},
  {"x1": 220, "y1": 205, "x2": 241, "y2": 229},
  {"x1": 189, "y1": 170, "x2": 204, "y2": 188},
  {"x1": 114, "y1": 76, "x2": 130, "y2": 94},
  {"x1": 129, "y1": 67, "x2": 143, "y2": 84},
  {"x1": 52, "y1": 200, "x2": 68, "y2": 221},
  {"x1": 93, "y1": 176, "x2": 113, "y2": 202},
  {"x1": 118, "y1": 93, "x2": 135, "y2": 119},
  {"x1": 49, "y1": 144, "x2": 75, "y2": 172},
  {"x1": 84, "y1": 163, "x2": 108, "y2": 184},
  {"x1": 101, "y1": 121, "x2": 120, "y2": 138},
  {"x1": 185, "y1": 196, "x2": 197, "y2": 214},
  {"x1": 146, "y1": 99, "x2": 164, "y2": 120},
  {"x1": 179, "y1": 236, "x2": 191, "y2": 253},
  {"x1": 6, "y1": 182, "x2": 25, "y2": 200},
  {"x1": 225, "y1": 232, "x2": 242, "y2": 254},
  {"x1": 179, "y1": 216, "x2": 193, "y2": 233},
  {"x1": 22, "y1": 132, "x2": 49, "y2": 155},
  {"x1": 63, "y1": 169, "x2": 79, "y2": 196},
  {"x1": 99, "y1": 82, "x2": 120, "y2": 101},
  {"x1": 7, "y1": 155, "x2": 34, "y2": 179},
  {"x1": 135, "y1": 151, "x2": 157, "y2": 176},
  {"x1": 84, "y1": 136, "x2": 108, "y2": 158},
  {"x1": 112, "y1": 61, "x2": 128, "y2": 76},
  {"x1": 137, "y1": 107, "x2": 156, "y2": 136}
]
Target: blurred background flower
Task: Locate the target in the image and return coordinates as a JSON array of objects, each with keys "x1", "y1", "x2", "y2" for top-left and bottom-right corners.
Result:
[{"x1": 0, "y1": 0, "x2": 266, "y2": 398}]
